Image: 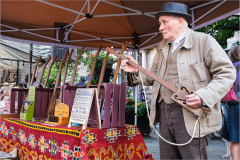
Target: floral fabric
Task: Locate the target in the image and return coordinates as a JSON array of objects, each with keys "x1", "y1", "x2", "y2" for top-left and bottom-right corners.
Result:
[{"x1": 1, "y1": 118, "x2": 149, "y2": 160}]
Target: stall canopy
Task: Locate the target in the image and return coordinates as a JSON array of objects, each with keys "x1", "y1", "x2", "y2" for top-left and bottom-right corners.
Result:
[
  {"x1": 1, "y1": 0, "x2": 239, "y2": 50},
  {"x1": 0, "y1": 39, "x2": 51, "y2": 68}
]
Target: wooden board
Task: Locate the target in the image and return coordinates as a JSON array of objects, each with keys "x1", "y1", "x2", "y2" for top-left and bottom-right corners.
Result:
[
  {"x1": 0, "y1": 113, "x2": 20, "y2": 118},
  {"x1": 54, "y1": 103, "x2": 69, "y2": 117},
  {"x1": 47, "y1": 50, "x2": 69, "y2": 116},
  {"x1": 171, "y1": 85, "x2": 203, "y2": 116}
]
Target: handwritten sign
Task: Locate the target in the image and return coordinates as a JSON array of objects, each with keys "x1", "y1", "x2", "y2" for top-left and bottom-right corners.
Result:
[
  {"x1": 28, "y1": 86, "x2": 35, "y2": 102},
  {"x1": 54, "y1": 103, "x2": 69, "y2": 117},
  {"x1": 69, "y1": 88, "x2": 94, "y2": 126}
]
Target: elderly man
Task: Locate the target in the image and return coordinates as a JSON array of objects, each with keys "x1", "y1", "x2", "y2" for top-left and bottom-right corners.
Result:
[{"x1": 122, "y1": 2, "x2": 236, "y2": 159}]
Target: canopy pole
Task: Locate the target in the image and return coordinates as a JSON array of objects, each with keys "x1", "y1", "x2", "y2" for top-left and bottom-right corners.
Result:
[
  {"x1": 17, "y1": 61, "x2": 19, "y2": 85},
  {"x1": 190, "y1": 0, "x2": 227, "y2": 26},
  {"x1": 28, "y1": 44, "x2": 33, "y2": 86},
  {"x1": 88, "y1": 0, "x2": 90, "y2": 13},
  {"x1": 134, "y1": 49, "x2": 138, "y2": 126}
]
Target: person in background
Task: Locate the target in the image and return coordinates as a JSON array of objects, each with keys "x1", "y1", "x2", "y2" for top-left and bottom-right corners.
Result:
[
  {"x1": 85, "y1": 75, "x2": 89, "y2": 82},
  {"x1": 139, "y1": 89, "x2": 145, "y2": 102},
  {"x1": 148, "y1": 97, "x2": 151, "y2": 105},
  {"x1": 221, "y1": 45, "x2": 240, "y2": 160},
  {"x1": 25, "y1": 74, "x2": 43, "y2": 88},
  {"x1": 65, "y1": 79, "x2": 72, "y2": 86},
  {"x1": 74, "y1": 76, "x2": 86, "y2": 86}
]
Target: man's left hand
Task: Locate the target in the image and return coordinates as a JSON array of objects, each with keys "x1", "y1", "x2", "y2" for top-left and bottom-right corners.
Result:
[{"x1": 186, "y1": 93, "x2": 203, "y2": 109}]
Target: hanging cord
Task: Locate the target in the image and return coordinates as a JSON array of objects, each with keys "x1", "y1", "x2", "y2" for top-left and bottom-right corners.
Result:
[
  {"x1": 130, "y1": 57, "x2": 204, "y2": 146},
  {"x1": 198, "y1": 118, "x2": 201, "y2": 160}
]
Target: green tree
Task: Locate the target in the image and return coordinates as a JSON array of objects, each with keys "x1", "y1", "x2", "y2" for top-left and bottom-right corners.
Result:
[
  {"x1": 42, "y1": 61, "x2": 78, "y2": 88},
  {"x1": 42, "y1": 49, "x2": 89, "y2": 87},
  {"x1": 197, "y1": 15, "x2": 239, "y2": 48},
  {"x1": 42, "y1": 48, "x2": 119, "y2": 87}
]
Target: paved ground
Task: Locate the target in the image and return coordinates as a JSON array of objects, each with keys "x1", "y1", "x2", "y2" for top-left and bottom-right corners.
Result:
[{"x1": 143, "y1": 124, "x2": 229, "y2": 160}]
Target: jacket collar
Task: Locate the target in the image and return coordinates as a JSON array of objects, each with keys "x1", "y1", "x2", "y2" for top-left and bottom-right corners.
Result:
[
  {"x1": 182, "y1": 27, "x2": 193, "y2": 49},
  {"x1": 158, "y1": 27, "x2": 193, "y2": 50}
]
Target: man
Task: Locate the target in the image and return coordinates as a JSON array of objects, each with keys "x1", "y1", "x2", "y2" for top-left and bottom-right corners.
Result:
[
  {"x1": 74, "y1": 76, "x2": 86, "y2": 86},
  {"x1": 65, "y1": 78, "x2": 72, "y2": 86},
  {"x1": 122, "y1": 2, "x2": 236, "y2": 159}
]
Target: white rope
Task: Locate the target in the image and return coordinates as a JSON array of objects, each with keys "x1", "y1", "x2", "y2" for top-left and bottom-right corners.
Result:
[{"x1": 131, "y1": 57, "x2": 203, "y2": 146}]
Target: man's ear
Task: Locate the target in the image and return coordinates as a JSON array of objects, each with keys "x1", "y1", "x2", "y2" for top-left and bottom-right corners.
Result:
[{"x1": 178, "y1": 17, "x2": 184, "y2": 27}]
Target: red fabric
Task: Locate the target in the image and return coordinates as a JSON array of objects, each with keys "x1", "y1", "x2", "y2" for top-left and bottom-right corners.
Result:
[
  {"x1": 0, "y1": 118, "x2": 149, "y2": 159},
  {"x1": 221, "y1": 85, "x2": 239, "y2": 104}
]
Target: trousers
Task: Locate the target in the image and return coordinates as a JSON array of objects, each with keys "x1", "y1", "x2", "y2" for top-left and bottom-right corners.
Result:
[{"x1": 158, "y1": 101, "x2": 210, "y2": 160}]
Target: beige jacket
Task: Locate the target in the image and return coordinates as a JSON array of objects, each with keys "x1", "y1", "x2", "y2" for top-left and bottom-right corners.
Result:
[{"x1": 128, "y1": 28, "x2": 236, "y2": 137}]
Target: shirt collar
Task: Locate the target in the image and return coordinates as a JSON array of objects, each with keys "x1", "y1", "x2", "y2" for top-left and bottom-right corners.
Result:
[
  {"x1": 167, "y1": 29, "x2": 187, "y2": 44},
  {"x1": 159, "y1": 28, "x2": 193, "y2": 50}
]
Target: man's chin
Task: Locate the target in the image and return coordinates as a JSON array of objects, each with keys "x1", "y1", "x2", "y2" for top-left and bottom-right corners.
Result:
[
  {"x1": 163, "y1": 38, "x2": 169, "y2": 41},
  {"x1": 162, "y1": 35, "x2": 169, "y2": 41}
]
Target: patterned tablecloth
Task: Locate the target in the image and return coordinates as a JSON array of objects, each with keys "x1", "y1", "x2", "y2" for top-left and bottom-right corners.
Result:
[{"x1": 0, "y1": 118, "x2": 150, "y2": 159}]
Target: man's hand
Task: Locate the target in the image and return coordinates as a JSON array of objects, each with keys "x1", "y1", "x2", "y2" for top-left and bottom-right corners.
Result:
[
  {"x1": 186, "y1": 93, "x2": 203, "y2": 109},
  {"x1": 121, "y1": 56, "x2": 139, "y2": 74},
  {"x1": 186, "y1": 93, "x2": 211, "y2": 115}
]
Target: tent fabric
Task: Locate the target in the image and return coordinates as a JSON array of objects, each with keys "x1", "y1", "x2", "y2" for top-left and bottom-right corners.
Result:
[{"x1": 1, "y1": 0, "x2": 239, "y2": 50}]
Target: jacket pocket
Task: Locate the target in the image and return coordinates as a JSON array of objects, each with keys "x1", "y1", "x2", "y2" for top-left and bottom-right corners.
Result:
[
  {"x1": 203, "y1": 108, "x2": 221, "y2": 127},
  {"x1": 190, "y1": 63, "x2": 208, "y2": 90}
]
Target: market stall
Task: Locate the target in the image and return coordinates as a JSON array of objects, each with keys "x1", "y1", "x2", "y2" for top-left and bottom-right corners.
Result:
[
  {"x1": 0, "y1": 118, "x2": 149, "y2": 159},
  {"x1": 1, "y1": 1, "x2": 239, "y2": 159}
]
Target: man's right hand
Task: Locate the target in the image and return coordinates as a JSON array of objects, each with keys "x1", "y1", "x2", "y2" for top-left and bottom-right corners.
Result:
[{"x1": 121, "y1": 56, "x2": 139, "y2": 74}]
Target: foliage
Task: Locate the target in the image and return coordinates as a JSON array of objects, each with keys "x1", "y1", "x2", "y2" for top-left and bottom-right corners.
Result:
[
  {"x1": 42, "y1": 49, "x2": 119, "y2": 88},
  {"x1": 125, "y1": 97, "x2": 150, "y2": 117},
  {"x1": 125, "y1": 97, "x2": 136, "y2": 107},
  {"x1": 42, "y1": 64, "x2": 58, "y2": 88},
  {"x1": 78, "y1": 50, "x2": 118, "y2": 70},
  {"x1": 89, "y1": 78, "x2": 98, "y2": 85},
  {"x1": 42, "y1": 60, "x2": 80, "y2": 88},
  {"x1": 78, "y1": 49, "x2": 119, "y2": 85},
  {"x1": 45, "y1": 76, "x2": 55, "y2": 88},
  {"x1": 126, "y1": 87, "x2": 132, "y2": 97},
  {"x1": 197, "y1": 15, "x2": 239, "y2": 48},
  {"x1": 78, "y1": 49, "x2": 92, "y2": 70}
]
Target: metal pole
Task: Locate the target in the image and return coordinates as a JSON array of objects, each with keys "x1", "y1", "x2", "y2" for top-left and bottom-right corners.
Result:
[
  {"x1": 134, "y1": 49, "x2": 138, "y2": 126},
  {"x1": 131, "y1": 50, "x2": 135, "y2": 97},
  {"x1": 28, "y1": 44, "x2": 33, "y2": 86},
  {"x1": 17, "y1": 61, "x2": 19, "y2": 84}
]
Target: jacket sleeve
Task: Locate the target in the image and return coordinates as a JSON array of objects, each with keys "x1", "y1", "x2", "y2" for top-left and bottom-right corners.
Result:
[
  {"x1": 127, "y1": 48, "x2": 162, "y2": 86},
  {"x1": 195, "y1": 35, "x2": 236, "y2": 108}
]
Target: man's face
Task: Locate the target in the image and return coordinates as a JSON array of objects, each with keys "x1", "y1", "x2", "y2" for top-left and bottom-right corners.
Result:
[
  {"x1": 24, "y1": 103, "x2": 28, "y2": 110},
  {"x1": 158, "y1": 15, "x2": 181, "y2": 42}
]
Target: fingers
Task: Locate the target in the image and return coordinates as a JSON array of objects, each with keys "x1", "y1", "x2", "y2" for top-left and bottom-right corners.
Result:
[
  {"x1": 186, "y1": 93, "x2": 203, "y2": 109},
  {"x1": 203, "y1": 110, "x2": 211, "y2": 115},
  {"x1": 121, "y1": 60, "x2": 128, "y2": 66},
  {"x1": 186, "y1": 101, "x2": 200, "y2": 109},
  {"x1": 121, "y1": 59, "x2": 128, "y2": 68},
  {"x1": 186, "y1": 93, "x2": 196, "y2": 98},
  {"x1": 121, "y1": 56, "x2": 139, "y2": 73}
]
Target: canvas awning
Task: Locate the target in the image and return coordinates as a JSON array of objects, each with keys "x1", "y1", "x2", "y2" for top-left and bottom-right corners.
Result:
[
  {"x1": 0, "y1": 39, "x2": 51, "y2": 68},
  {"x1": 1, "y1": 0, "x2": 239, "y2": 50}
]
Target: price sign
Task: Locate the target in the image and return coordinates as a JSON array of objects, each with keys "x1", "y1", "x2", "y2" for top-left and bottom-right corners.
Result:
[
  {"x1": 68, "y1": 88, "x2": 101, "y2": 129},
  {"x1": 54, "y1": 103, "x2": 69, "y2": 117}
]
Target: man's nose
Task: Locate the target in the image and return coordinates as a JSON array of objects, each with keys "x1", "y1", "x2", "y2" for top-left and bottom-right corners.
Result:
[{"x1": 159, "y1": 24, "x2": 164, "y2": 31}]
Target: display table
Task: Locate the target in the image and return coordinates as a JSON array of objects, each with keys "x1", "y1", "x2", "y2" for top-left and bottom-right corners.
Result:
[{"x1": 0, "y1": 118, "x2": 150, "y2": 159}]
